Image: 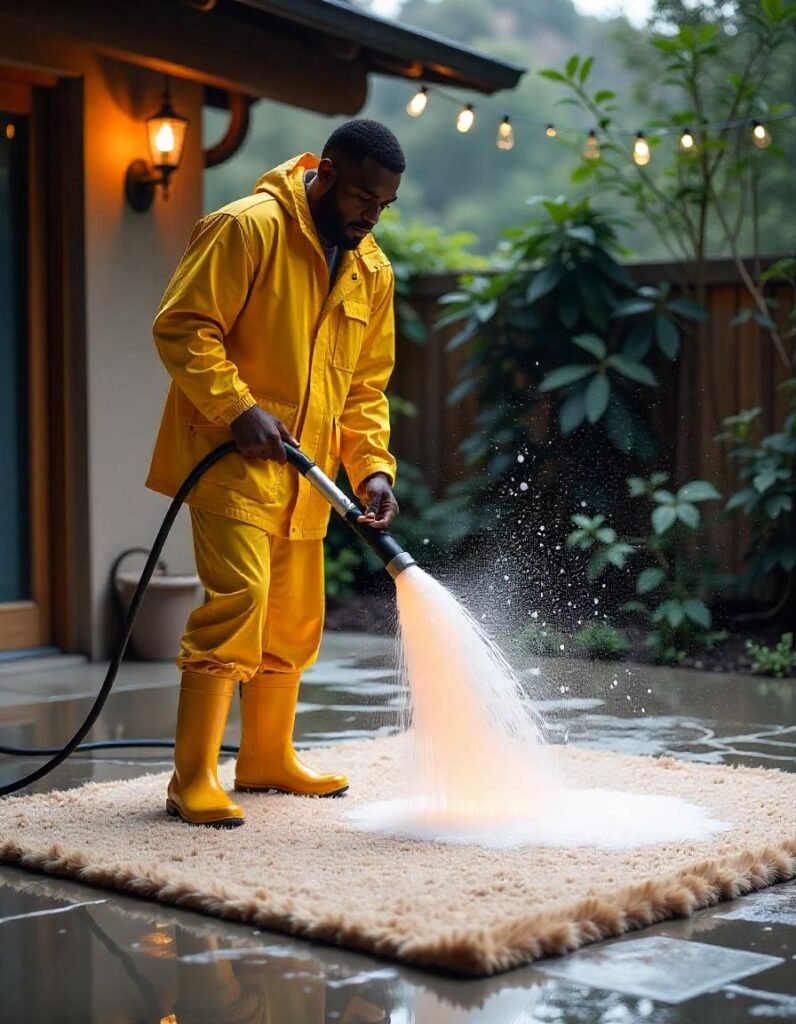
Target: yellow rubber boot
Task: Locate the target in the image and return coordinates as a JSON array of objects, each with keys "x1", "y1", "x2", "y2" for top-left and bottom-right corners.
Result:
[
  {"x1": 166, "y1": 672, "x2": 245, "y2": 827},
  {"x1": 235, "y1": 674, "x2": 348, "y2": 797}
]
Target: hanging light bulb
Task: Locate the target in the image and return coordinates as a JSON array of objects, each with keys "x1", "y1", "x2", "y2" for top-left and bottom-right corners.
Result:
[
  {"x1": 752, "y1": 120, "x2": 772, "y2": 148},
  {"x1": 545, "y1": 123, "x2": 557, "y2": 138},
  {"x1": 584, "y1": 129, "x2": 600, "y2": 160},
  {"x1": 633, "y1": 131, "x2": 651, "y2": 166},
  {"x1": 456, "y1": 104, "x2": 475, "y2": 134},
  {"x1": 679, "y1": 127, "x2": 696, "y2": 154},
  {"x1": 406, "y1": 86, "x2": 428, "y2": 118},
  {"x1": 496, "y1": 116, "x2": 515, "y2": 150}
]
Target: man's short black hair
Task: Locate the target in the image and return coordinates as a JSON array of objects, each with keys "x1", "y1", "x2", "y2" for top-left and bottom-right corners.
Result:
[{"x1": 322, "y1": 119, "x2": 406, "y2": 174}]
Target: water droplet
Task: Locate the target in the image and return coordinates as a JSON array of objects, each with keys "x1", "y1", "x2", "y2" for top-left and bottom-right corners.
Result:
[
  {"x1": 519, "y1": 482, "x2": 529, "y2": 492},
  {"x1": 422, "y1": 538, "x2": 430, "y2": 545},
  {"x1": 559, "y1": 644, "x2": 565, "y2": 651},
  {"x1": 559, "y1": 685, "x2": 566, "y2": 693},
  {"x1": 504, "y1": 574, "x2": 509, "y2": 581},
  {"x1": 517, "y1": 454, "x2": 525, "y2": 463}
]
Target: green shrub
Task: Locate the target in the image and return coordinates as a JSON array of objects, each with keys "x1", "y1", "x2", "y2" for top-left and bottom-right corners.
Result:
[
  {"x1": 745, "y1": 632, "x2": 795, "y2": 678},
  {"x1": 574, "y1": 621, "x2": 629, "y2": 660},
  {"x1": 518, "y1": 622, "x2": 566, "y2": 657},
  {"x1": 323, "y1": 544, "x2": 361, "y2": 598},
  {"x1": 568, "y1": 472, "x2": 725, "y2": 662}
]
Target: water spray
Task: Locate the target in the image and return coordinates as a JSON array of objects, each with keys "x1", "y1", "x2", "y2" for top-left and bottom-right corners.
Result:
[{"x1": 0, "y1": 442, "x2": 416, "y2": 796}]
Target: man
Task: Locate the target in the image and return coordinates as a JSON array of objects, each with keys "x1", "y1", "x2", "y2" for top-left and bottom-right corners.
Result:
[{"x1": 147, "y1": 119, "x2": 403, "y2": 827}]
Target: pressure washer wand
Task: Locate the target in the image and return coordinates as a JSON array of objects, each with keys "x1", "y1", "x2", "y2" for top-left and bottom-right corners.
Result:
[{"x1": 284, "y1": 443, "x2": 416, "y2": 580}]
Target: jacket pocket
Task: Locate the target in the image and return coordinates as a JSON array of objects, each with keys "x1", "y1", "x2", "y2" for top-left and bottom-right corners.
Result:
[
  {"x1": 186, "y1": 394, "x2": 299, "y2": 503},
  {"x1": 331, "y1": 298, "x2": 369, "y2": 372}
]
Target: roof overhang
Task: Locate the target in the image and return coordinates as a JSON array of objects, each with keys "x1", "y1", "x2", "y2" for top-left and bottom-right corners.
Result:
[
  {"x1": 228, "y1": 0, "x2": 525, "y2": 95},
  {"x1": 0, "y1": 0, "x2": 524, "y2": 116}
]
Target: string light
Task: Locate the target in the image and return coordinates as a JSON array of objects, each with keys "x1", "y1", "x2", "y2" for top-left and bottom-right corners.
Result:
[
  {"x1": 752, "y1": 120, "x2": 772, "y2": 148},
  {"x1": 679, "y1": 127, "x2": 696, "y2": 154},
  {"x1": 406, "y1": 86, "x2": 428, "y2": 118},
  {"x1": 5, "y1": 123, "x2": 14, "y2": 140},
  {"x1": 456, "y1": 103, "x2": 475, "y2": 134},
  {"x1": 584, "y1": 129, "x2": 600, "y2": 160},
  {"x1": 496, "y1": 116, "x2": 515, "y2": 150},
  {"x1": 633, "y1": 131, "x2": 651, "y2": 166},
  {"x1": 401, "y1": 84, "x2": 794, "y2": 164}
]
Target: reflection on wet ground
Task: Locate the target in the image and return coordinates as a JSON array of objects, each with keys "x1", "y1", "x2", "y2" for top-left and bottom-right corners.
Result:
[{"x1": 1, "y1": 634, "x2": 794, "y2": 1023}]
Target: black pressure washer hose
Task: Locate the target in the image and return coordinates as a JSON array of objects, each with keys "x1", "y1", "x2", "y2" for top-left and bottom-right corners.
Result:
[{"x1": 0, "y1": 443, "x2": 415, "y2": 797}]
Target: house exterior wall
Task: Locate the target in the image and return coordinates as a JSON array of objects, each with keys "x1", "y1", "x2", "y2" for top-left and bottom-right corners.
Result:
[{"x1": 0, "y1": 22, "x2": 204, "y2": 658}]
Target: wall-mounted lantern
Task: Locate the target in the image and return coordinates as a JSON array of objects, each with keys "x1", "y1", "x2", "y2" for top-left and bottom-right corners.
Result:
[{"x1": 125, "y1": 79, "x2": 189, "y2": 212}]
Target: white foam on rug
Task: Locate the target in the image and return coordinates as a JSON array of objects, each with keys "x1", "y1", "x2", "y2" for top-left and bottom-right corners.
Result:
[{"x1": 347, "y1": 786, "x2": 730, "y2": 849}]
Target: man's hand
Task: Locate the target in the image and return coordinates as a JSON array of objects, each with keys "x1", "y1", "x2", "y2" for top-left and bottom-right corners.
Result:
[
  {"x1": 230, "y1": 406, "x2": 298, "y2": 463},
  {"x1": 358, "y1": 473, "x2": 399, "y2": 530}
]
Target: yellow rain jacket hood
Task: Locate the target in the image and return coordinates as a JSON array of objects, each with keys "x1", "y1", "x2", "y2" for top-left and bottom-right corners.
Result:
[{"x1": 146, "y1": 153, "x2": 397, "y2": 540}]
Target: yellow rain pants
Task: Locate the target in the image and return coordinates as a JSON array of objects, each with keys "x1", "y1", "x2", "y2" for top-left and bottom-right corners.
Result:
[{"x1": 178, "y1": 509, "x2": 324, "y2": 682}]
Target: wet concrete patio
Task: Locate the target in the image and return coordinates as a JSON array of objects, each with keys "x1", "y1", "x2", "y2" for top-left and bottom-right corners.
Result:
[{"x1": 1, "y1": 633, "x2": 794, "y2": 1023}]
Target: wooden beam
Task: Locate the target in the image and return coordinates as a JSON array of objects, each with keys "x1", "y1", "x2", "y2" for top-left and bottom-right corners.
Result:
[{"x1": 0, "y1": 0, "x2": 367, "y2": 114}]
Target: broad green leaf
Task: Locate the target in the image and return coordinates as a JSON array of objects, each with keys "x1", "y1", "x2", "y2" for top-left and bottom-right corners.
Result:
[
  {"x1": 612, "y1": 298, "x2": 656, "y2": 318},
  {"x1": 753, "y1": 468, "x2": 777, "y2": 493},
  {"x1": 559, "y1": 389, "x2": 587, "y2": 435},
  {"x1": 676, "y1": 502, "x2": 700, "y2": 529},
  {"x1": 476, "y1": 300, "x2": 498, "y2": 323},
  {"x1": 595, "y1": 526, "x2": 617, "y2": 543},
  {"x1": 573, "y1": 333, "x2": 607, "y2": 359},
  {"x1": 565, "y1": 54, "x2": 579, "y2": 78},
  {"x1": 725, "y1": 488, "x2": 757, "y2": 512},
  {"x1": 557, "y1": 290, "x2": 580, "y2": 330},
  {"x1": 659, "y1": 600, "x2": 685, "y2": 628},
  {"x1": 731, "y1": 308, "x2": 755, "y2": 327},
  {"x1": 627, "y1": 476, "x2": 647, "y2": 497},
  {"x1": 586, "y1": 373, "x2": 611, "y2": 423},
  {"x1": 622, "y1": 322, "x2": 653, "y2": 361},
  {"x1": 637, "y1": 567, "x2": 666, "y2": 594},
  {"x1": 540, "y1": 364, "x2": 596, "y2": 391},
  {"x1": 594, "y1": 89, "x2": 616, "y2": 103},
  {"x1": 677, "y1": 481, "x2": 721, "y2": 502},
  {"x1": 445, "y1": 321, "x2": 479, "y2": 352},
  {"x1": 655, "y1": 315, "x2": 680, "y2": 360},
  {"x1": 684, "y1": 599, "x2": 711, "y2": 628},
  {"x1": 539, "y1": 68, "x2": 568, "y2": 83},
  {"x1": 606, "y1": 543, "x2": 634, "y2": 568},
  {"x1": 666, "y1": 297, "x2": 710, "y2": 320},
  {"x1": 579, "y1": 56, "x2": 594, "y2": 83},
  {"x1": 652, "y1": 505, "x2": 677, "y2": 534},
  {"x1": 566, "y1": 225, "x2": 596, "y2": 245},
  {"x1": 446, "y1": 377, "x2": 479, "y2": 405},
  {"x1": 607, "y1": 356, "x2": 658, "y2": 386},
  {"x1": 653, "y1": 489, "x2": 676, "y2": 504},
  {"x1": 765, "y1": 494, "x2": 793, "y2": 518},
  {"x1": 527, "y1": 263, "x2": 564, "y2": 304}
]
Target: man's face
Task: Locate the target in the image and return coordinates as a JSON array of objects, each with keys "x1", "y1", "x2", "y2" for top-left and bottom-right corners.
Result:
[{"x1": 314, "y1": 154, "x2": 401, "y2": 250}]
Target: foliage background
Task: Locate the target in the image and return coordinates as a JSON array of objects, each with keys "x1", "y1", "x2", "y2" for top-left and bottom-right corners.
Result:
[{"x1": 203, "y1": 0, "x2": 795, "y2": 260}]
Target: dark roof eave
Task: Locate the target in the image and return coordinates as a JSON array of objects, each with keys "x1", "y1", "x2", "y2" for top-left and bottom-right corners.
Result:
[{"x1": 231, "y1": 0, "x2": 525, "y2": 94}]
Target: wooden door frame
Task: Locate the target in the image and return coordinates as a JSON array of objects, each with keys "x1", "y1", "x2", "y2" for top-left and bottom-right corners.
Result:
[
  {"x1": 0, "y1": 70, "x2": 88, "y2": 654},
  {"x1": 0, "y1": 75, "x2": 49, "y2": 651}
]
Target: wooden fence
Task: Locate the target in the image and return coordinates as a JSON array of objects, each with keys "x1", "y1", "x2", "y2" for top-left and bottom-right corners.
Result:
[{"x1": 389, "y1": 258, "x2": 792, "y2": 578}]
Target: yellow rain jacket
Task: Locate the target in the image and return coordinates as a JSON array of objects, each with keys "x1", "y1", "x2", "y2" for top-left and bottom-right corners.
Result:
[{"x1": 146, "y1": 153, "x2": 397, "y2": 540}]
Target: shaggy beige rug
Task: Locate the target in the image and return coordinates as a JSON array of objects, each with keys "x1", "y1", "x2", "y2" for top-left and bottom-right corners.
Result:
[{"x1": 1, "y1": 736, "x2": 794, "y2": 976}]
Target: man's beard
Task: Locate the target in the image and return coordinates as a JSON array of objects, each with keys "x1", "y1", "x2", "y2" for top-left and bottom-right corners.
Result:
[{"x1": 315, "y1": 187, "x2": 366, "y2": 251}]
